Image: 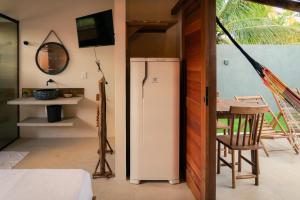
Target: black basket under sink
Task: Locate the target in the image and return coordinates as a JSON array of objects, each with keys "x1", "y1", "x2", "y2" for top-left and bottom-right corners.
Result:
[{"x1": 47, "y1": 105, "x2": 62, "y2": 122}]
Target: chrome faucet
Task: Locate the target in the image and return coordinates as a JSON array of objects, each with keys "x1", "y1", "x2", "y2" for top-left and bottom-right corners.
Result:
[{"x1": 46, "y1": 79, "x2": 55, "y2": 86}]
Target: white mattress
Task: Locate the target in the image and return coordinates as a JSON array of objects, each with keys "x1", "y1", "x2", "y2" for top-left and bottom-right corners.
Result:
[{"x1": 0, "y1": 169, "x2": 93, "y2": 200}]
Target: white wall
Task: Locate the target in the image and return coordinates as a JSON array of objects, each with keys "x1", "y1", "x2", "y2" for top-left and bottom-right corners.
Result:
[
  {"x1": 16, "y1": 0, "x2": 115, "y2": 138},
  {"x1": 114, "y1": 0, "x2": 127, "y2": 180},
  {"x1": 0, "y1": 0, "x2": 128, "y2": 180},
  {"x1": 218, "y1": 45, "x2": 300, "y2": 111}
]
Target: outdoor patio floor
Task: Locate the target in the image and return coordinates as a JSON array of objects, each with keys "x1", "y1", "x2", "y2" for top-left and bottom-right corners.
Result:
[{"x1": 217, "y1": 138, "x2": 300, "y2": 200}]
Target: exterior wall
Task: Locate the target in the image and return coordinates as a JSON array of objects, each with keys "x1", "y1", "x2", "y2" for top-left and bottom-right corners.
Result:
[{"x1": 217, "y1": 45, "x2": 300, "y2": 111}]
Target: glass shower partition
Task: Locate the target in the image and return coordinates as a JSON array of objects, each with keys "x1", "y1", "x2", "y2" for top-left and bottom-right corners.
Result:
[{"x1": 0, "y1": 14, "x2": 19, "y2": 149}]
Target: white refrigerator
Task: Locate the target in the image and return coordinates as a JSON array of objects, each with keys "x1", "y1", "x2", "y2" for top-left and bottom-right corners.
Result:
[{"x1": 130, "y1": 58, "x2": 180, "y2": 184}]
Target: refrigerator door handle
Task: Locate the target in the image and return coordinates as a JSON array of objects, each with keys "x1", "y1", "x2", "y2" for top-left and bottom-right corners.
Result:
[{"x1": 142, "y1": 61, "x2": 148, "y2": 98}]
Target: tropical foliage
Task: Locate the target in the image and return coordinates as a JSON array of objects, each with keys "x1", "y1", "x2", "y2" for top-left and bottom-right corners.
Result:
[{"x1": 217, "y1": 0, "x2": 300, "y2": 44}]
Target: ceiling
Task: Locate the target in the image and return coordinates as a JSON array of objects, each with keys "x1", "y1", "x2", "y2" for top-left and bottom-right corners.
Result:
[
  {"x1": 0, "y1": 0, "x2": 89, "y2": 20},
  {"x1": 2, "y1": 0, "x2": 300, "y2": 22}
]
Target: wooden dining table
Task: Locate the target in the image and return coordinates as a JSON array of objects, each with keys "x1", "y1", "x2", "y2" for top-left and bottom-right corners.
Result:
[{"x1": 217, "y1": 99, "x2": 259, "y2": 118}]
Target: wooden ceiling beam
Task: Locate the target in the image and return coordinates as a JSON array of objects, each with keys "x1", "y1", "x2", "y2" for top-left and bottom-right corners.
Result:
[
  {"x1": 246, "y1": 0, "x2": 300, "y2": 12},
  {"x1": 171, "y1": 0, "x2": 198, "y2": 15},
  {"x1": 171, "y1": 0, "x2": 187, "y2": 15}
]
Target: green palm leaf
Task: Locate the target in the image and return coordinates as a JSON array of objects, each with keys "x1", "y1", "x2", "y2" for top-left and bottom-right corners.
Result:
[{"x1": 217, "y1": 0, "x2": 300, "y2": 44}]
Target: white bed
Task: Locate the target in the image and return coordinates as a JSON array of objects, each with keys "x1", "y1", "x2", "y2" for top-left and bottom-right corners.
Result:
[{"x1": 0, "y1": 169, "x2": 94, "y2": 200}]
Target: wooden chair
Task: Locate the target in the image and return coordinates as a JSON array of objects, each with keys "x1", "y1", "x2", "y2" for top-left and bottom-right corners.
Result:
[
  {"x1": 216, "y1": 91, "x2": 231, "y2": 156},
  {"x1": 217, "y1": 120, "x2": 230, "y2": 157},
  {"x1": 217, "y1": 105, "x2": 268, "y2": 188},
  {"x1": 273, "y1": 91, "x2": 300, "y2": 152},
  {"x1": 235, "y1": 95, "x2": 298, "y2": 156}
]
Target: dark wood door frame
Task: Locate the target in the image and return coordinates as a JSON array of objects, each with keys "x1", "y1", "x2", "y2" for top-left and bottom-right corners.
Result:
[
  {"x1": 205, "y1": 0, "x2": 217, "y2": 198},
  {"x1": 173, "y1": 0, "x2": 300, "y2": 199},
  {"x1": 178, "y1": 0, "x2": 216, "y2": 199}
]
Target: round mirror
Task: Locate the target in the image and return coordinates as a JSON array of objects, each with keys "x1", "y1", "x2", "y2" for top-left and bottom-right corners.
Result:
[{"x1": 35, "y1": 42, "x2": 69, "y2": 75}]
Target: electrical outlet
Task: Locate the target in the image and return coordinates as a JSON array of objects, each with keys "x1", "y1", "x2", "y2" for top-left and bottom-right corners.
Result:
[
  {"x1": 224, "y1": 59, "x2": 229, "y2": 66},
  {"x1": 81, "y1": 72, "x2": 88, "y2": 79}
]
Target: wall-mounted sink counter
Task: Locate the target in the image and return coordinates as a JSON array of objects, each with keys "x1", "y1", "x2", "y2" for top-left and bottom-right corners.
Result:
[
  {"x1": 7, "y1": 97, "x2": 83, "y2": 105},
  {"x1": 8, "y1": 88, "x2": 84, "y2": 127},
  {"x1": 17, "y1": 117, "x2": 76, "y2": 127}
]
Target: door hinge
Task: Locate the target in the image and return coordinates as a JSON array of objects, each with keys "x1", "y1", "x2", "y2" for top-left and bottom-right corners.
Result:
[{"x1": 205, "y1": 86, "x2": 209, "y2": 106}]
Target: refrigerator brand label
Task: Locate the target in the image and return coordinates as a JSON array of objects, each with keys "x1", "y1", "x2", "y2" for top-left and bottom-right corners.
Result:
[{"x1": 152, "y1": 78, "x2": 159, "y2": 83}]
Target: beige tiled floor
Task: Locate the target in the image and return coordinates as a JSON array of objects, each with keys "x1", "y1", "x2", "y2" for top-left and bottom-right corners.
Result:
[
  {"x1": 217, "y1": 139, "x2": 300, "y2": 200},
  {"x1": 5, "y1": 138, "x2": 195, "y2": 200},
  {"x1": 6, "y1": 138, "x2": 300, "y2": 200}
]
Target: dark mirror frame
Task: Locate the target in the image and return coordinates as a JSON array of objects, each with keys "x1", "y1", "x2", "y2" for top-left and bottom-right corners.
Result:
[{"x1": 35, "y1": 42, "x2": 70, "y2": 75}]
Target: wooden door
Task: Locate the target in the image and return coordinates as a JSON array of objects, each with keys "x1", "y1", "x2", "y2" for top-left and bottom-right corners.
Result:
[{"x1": 182, "y1": 0, "x2": 216, "y2": 199}]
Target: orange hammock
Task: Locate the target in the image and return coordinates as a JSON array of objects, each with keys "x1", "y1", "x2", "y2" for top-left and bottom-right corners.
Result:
[{"x1": 217, "y1": 17, "x2": 300, "y2": 113}]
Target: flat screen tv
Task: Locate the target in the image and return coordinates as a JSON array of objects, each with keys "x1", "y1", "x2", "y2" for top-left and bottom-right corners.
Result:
[{"x1": 76, "y1": 9, "x2": 115, "y2": 48}]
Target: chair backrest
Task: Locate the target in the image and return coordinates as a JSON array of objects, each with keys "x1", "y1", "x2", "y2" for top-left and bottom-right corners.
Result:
[
  {"x1": 234, "y1": 95, "x2": 268, "y2": 106},
  {"x1": 273, "y1": 92, "x2": 300, "y2": 133},
  {"x1": 229, "y1": 105, "x2": 269, "y2": 147},
  {"x1": 235, "y1": 95, "x2": 289, "y2": 135}
]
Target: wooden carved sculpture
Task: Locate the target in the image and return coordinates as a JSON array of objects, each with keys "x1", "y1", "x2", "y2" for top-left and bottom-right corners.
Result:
[{"x1": 93, "y1": 78, "x2": 114, "y2": 179}]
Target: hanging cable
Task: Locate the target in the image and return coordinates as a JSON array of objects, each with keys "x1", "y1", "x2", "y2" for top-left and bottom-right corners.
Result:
[
  {"x1": 216, "y1": 16, "x2": 300, "y2": 114},
  {"x1": 94, "y1": 47, "x2": 108, "y2": 84},
  {"x1": 216, "y1": 17, "x2": 264, "y2": 78}
]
